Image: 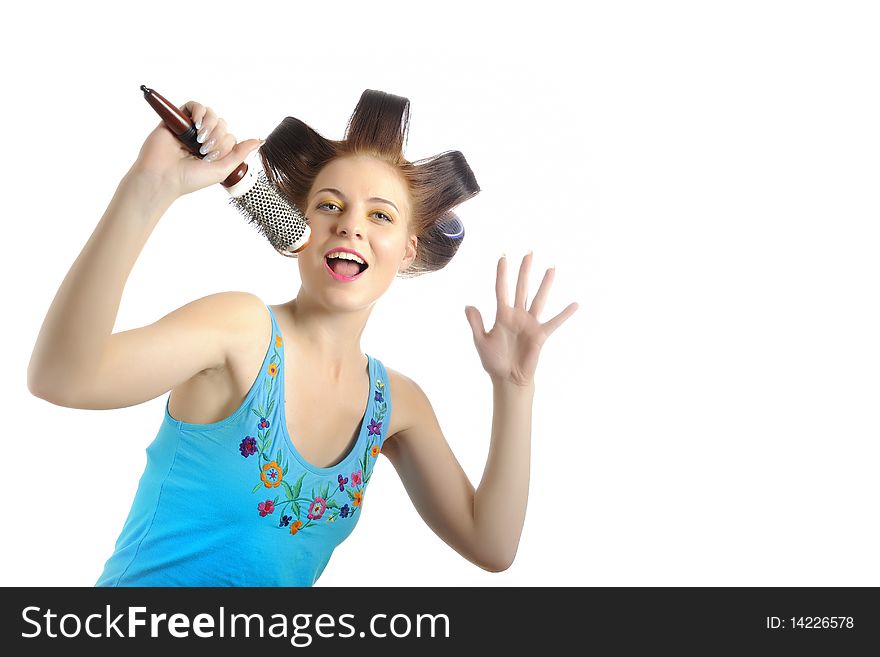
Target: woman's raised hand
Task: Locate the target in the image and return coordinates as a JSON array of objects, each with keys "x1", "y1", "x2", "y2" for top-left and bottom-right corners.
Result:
[
  {"x1": 463, "y1": 251, "x2": 579, "y2": 387},
  {"x1": 129, "y1": 100, "x2": 263, "y2": 200}
]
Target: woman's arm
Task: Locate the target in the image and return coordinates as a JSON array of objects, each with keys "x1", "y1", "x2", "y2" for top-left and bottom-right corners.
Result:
[
  {"x1": 27, "y1": 171, "x2": 175, "y2": 400},
  {"x1": 474, "y1": 378, "x2": 535, "y2": 569},
  {"x1": 382, "y1": 373, "x2": 535, "y2": 572},
  {"x1": 382, "y1": 252, "x2": 577, "y2": 573},
  {"x1": 28, "y1": 103, "x2": 260, "y2": 407},
  {"x1": 382, "y1": 373, "x2": 530, "y2": 573}
]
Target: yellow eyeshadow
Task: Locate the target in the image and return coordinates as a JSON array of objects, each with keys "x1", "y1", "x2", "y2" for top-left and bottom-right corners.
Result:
[{"x1": 318, "y1": 199, "x2": 393, "y2": 220}]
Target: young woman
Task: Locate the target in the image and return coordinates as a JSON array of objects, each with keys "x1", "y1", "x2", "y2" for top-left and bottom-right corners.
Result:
[{"x1": 27, "y1": 90, "x2": 579, "y2": 586}]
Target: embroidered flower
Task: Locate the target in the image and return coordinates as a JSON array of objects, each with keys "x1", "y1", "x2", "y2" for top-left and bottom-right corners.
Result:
[
  {"x1": 242, "y1": 345, "x2": 390, "y2": 537},
  {"x1": 308, "y1": 497, "x2": 327, "y2": 520},
  {"x1": 261, "y1": 461, "x2": 283, "y2": 488},
  {"x1": 239, "y1": 436, "x2": 257, "y2": 457}
]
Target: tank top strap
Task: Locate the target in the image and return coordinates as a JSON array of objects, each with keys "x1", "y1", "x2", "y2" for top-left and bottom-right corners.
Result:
[
  {"x1": 265, "y1": 305, "x2": 285, "y2": 362},
  {"x1": 263, "y1": 303, "x2": 391, "y2": 453},
  {"x1": 262, "y1": 304, "x2": 284, "y2": 406},
  {"x1": 265, "y1": 303, "x2": 281, "y2": 339},
  {"x1": 367, "y1": 354, "x2": 392, "y2": 452}
]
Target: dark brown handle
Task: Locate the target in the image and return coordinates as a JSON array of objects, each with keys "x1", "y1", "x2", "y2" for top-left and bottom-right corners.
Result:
[{"x1": 140, "y1": 84, "x2": 247, "y2": 189}]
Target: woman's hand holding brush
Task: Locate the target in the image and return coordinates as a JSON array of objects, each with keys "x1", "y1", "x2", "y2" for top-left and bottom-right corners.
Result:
[
  {"x1": 130, "y1": 100, "x2": 264, "y2": 200},
  {"x1": 134, "y1": 86, "x2": 310, "y2": 255}
]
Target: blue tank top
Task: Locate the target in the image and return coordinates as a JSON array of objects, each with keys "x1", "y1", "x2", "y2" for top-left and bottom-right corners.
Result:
[{"x1": 95, "y1": 304, "x2": 392, "y2": 586}]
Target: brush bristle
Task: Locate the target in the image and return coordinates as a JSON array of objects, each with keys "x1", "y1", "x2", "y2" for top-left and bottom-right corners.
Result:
[{"x1": 227, "y1": 168, "x2": 310, "y2": 256}]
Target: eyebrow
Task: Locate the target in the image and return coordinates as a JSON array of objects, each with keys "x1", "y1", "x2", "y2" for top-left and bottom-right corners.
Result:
[{"x1": 315, "y1": 187, "x2": 399, "y2": 214}]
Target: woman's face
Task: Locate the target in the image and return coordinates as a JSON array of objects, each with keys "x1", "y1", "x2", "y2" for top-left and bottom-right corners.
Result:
[{"x1": 299, "y1": 155, "x2": 417, "y2": 308}]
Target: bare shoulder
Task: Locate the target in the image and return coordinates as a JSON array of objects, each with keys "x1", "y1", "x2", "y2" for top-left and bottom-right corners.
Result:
[
  {"x1": 211, "y1": 290, "x2": 268, "y2": 327},
  {"x1": 177, "y1": 290, "x2": 268, "y2": 336},
  {"x1": 153, "y1": 290, "x2": 269, "y2": 374},
  {"x1": 216, "y1": 291, "x2": 273, "y2": 364},
  {"x1": 217, "y1": 290, "x2": 270, "y2": 331},
  {"x1": 176, "y1": 290, "x2": 271, "y2": 372},
  {"x1": 165, "y1": 291, "x2": 270, "y2": 424},
  {"x1": 383, "y1": 365, "x2": 430, "y2": 443}
]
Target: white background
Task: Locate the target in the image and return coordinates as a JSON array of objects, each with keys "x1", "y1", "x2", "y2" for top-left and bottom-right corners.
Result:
[{"x1": 2, "y1": 0, "x2": 878, "y2": 587}]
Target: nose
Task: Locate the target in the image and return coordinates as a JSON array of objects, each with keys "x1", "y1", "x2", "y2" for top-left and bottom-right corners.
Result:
[{"x1": 334, "y1": 208, "x2": 364, "y2": 238}]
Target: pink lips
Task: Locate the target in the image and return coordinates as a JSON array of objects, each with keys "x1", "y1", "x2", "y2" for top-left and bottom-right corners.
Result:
[{"x1": 324, "y1": 258, "x2": 366, "y2": 282}]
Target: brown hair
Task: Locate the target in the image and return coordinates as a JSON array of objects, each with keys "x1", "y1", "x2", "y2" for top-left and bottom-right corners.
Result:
[{"x1": 257, "y1": 89, "x2": 480, "y2": 278}]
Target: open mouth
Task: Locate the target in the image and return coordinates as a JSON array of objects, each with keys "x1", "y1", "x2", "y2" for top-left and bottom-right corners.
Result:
[{"x1": 325, "y1": 256, "x2": 368, "y2": 281}]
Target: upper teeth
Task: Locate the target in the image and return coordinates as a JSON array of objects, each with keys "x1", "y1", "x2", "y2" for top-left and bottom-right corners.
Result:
[{"x1": 327, "y1": 251, "x2": 366, "y2": 265}]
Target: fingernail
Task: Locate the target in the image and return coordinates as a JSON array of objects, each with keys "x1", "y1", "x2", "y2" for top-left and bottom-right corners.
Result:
[{"x1": 199, "y1": 137, "x2": 216, "y2": 155}]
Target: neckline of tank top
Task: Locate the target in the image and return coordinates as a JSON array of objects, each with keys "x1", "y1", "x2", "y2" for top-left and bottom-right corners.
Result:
[
  {"x1": 268, "y1": 304, "x2": 376, "y2": 476},
  {"x1": 163, "y1": 305, "x2": 377, "y2": 468}
]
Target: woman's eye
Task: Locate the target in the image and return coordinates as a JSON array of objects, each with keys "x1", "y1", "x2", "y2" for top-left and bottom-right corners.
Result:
[{"x1": 317, "y1": 202, "x2": 391, "y2": 222}]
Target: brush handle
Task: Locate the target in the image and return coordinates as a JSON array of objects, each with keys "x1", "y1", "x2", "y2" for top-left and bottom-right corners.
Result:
[{"x1": 140, "y1": 85, "x2": 247, "y2": 189}]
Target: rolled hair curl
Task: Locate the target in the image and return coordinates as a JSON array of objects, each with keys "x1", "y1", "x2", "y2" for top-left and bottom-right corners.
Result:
[{"x1": 257, "y1": 89, "x2": 480, "y2": 278}]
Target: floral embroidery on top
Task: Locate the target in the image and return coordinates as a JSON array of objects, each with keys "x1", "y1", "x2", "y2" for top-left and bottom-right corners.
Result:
[{"x1": 237, "y1": 331, "x2": 388, "y2": 537}]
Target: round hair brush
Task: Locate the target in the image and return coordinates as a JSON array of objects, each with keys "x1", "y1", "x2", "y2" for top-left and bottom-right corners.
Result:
[{"x1": 140, "y1": 85, "x2": 310, "y2": 257}]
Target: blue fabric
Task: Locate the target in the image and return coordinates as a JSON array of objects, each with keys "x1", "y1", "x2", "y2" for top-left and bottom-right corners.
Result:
[{"x1": 95, "y1": 304, "x2": 392, "y2": 587}]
